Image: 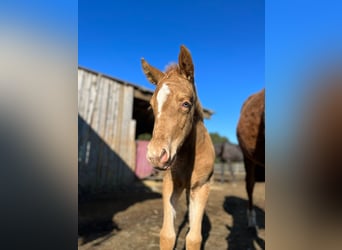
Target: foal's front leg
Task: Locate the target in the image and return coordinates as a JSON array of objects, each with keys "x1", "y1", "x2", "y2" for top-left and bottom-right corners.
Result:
[
  {"x1": 160, "y1": 172, "x2": 183, "y2": 250},
  {"x1": 186, "y1": 182, "x2": 210, "y2": 250}
]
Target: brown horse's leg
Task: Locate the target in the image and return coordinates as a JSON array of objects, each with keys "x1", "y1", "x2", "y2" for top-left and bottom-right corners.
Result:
[
  {"x1": 160, "y1": 172, "x2": 183, "y2": 250},
  {"x1": 186, "y1": 182, "x2": 210, "y2": 250},
  {"x1": 245, "y1": 157, "x2": 256, "y2": 227}
]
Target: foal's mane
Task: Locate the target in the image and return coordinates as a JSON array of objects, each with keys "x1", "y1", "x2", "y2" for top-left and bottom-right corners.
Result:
[
  {"x1": 163, "y1": 63, "x2": 204, "y2": 122},
  {"x1": 164, "y1": 63, "x2": 179, "y2": 74}
]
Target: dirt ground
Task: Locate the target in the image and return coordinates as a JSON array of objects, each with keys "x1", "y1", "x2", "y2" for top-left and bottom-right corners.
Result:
[{"x1": 78, "y1": 170, "x2": 265, "y2": 250}]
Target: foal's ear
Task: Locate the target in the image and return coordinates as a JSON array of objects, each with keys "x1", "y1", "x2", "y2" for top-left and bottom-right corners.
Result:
[
  {"x1": 141, "y1": 58, "x2": 165, "y2": 85},
  {"x1": 178, "y1": 45, "x2": 194, "y2": 83}
]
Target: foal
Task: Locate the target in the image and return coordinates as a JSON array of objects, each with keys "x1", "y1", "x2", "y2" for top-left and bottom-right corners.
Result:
[
  {"x1": 141, "y1": 45, "x2": 215, "y2": 250},
  {"x1": 237, "y1": 88, "x2": 265, "y2": 227}
]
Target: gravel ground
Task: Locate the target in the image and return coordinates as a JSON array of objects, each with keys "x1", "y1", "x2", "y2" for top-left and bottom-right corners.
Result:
[{"x1": 78, "y1": 170, "x2": 265, "y2": 250}]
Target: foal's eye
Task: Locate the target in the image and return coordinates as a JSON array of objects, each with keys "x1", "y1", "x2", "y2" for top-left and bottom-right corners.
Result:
[{"x1": 182, "y1": 101, "x2": 192, "y2": 109}]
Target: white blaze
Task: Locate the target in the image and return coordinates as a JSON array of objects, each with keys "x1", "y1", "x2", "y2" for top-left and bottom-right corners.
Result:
[{"x1": 156, "y1": 84, "x2": 170, "y2": 118}]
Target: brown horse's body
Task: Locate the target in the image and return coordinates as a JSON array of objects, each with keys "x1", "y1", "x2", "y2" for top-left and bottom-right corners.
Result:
[
  {"x1": 237, "y1": 88, "x2": 265, "y2": 227},
  {"x1": 141, "y1": 46, "x2": 215, "y2": 250}
]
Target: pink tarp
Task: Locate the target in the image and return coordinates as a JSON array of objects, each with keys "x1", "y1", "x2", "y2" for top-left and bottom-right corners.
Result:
[{"x1": 135, "y1": 140, "x2": 154, "y2": 179}]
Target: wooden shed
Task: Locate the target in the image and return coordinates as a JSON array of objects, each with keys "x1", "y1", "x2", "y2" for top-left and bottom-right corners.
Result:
[{"x1": 78, "y1": 66, "x2": 213, "y2": 193}]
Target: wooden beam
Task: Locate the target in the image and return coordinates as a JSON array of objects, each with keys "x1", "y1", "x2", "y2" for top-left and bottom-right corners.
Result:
[{"x1": 133, "y1": 88, "x2": 152, "y2": 102}]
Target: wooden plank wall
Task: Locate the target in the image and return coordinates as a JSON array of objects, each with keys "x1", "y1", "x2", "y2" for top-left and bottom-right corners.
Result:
[{"x1": 78, "y1": 68, "x2": 136, "y2": 192}]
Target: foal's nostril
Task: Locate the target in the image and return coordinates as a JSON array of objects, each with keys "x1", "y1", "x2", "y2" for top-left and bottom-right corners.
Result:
[{"x1": 159, "y1": 149, "x2": 169, "y2": 164}]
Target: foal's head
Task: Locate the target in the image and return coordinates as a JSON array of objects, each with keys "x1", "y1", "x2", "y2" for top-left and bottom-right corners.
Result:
[{"x1": 141, "y1": 45, "x2": 203, "y2": 170}]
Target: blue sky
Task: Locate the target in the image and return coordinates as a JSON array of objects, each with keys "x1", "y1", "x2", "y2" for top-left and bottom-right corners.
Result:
[{"x1": 79, "y1": 0, "x2": 265, "y2": 143}]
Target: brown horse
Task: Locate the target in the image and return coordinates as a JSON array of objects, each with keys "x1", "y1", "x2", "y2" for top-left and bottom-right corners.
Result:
[
  {"x1": 236, "y1": 88, "x2": 265, "y2": 227},
  {"x1": 141, "y1": 45, "x2": 215, "y2": 250}
]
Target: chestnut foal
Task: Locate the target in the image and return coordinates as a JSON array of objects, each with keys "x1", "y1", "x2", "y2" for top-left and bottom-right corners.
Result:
[{"x1": 141, "y1": 45, "x2": 215, "y2": 250}]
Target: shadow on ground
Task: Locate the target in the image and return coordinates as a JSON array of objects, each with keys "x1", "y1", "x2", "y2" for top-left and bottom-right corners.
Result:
[
  {"x1": 79, "y1": 187, "x2": 161, "y2": 245},
  {"x1": 223, "y1": 196, "x2": 265, "y2": 250}
]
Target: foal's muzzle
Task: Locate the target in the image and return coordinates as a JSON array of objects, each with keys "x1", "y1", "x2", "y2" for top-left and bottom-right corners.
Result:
[{"x1": 147, "y1": 146, "x2": 173, "y2": 170}]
